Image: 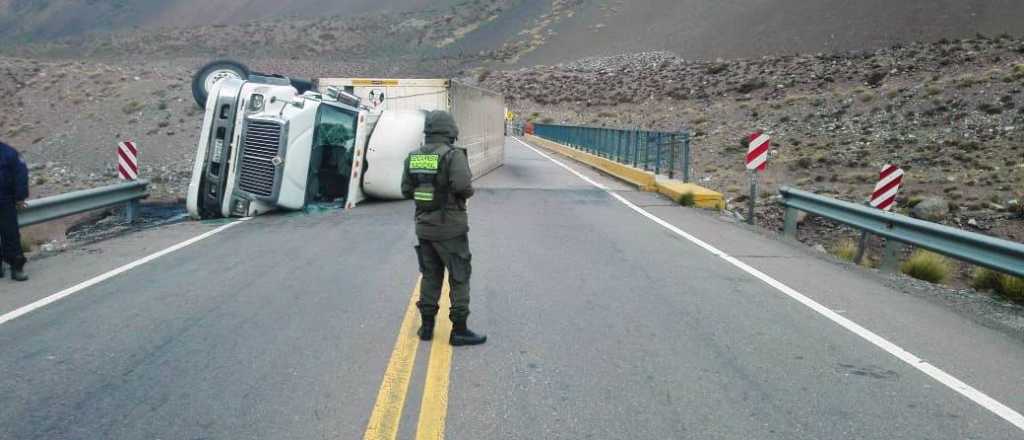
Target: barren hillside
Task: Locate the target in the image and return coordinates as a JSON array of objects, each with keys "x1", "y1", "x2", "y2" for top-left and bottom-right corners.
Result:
[
  {"x1": 0, "y1": 0, "x2": 460, "y2": 39},
  {"x1": 478, "y1": 36, "x2": 1024, "y2": 242},
  {"x1": 4, "y1": 1, "x2": 1024, "y2": 66}
]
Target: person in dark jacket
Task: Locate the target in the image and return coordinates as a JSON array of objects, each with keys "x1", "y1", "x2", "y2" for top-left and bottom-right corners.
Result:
[
  {"x1": 0, "y1": 141, "x2": 29, "y2": 282},
  {"x1": 401, "y1": 111, "x2": 486, "y2": 346}
]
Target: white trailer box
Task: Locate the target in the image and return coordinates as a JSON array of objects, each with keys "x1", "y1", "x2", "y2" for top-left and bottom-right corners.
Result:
[{"x1": 315, "y1": 78, "x2": 505, "y2": 181}]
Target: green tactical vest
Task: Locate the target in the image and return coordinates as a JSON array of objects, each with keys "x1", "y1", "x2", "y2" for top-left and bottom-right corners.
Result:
[{"x1": 408, "y1": 147, "x2": 455, "y2": 211}]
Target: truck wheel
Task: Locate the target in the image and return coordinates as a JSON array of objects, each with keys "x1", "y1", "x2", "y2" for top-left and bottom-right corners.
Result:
[
  {"x1": 290, "y1": 77, "x2": 313, "y2": 95},
  {"x1": 192, "y1": 60, "x2": 250, "y2": 107}
]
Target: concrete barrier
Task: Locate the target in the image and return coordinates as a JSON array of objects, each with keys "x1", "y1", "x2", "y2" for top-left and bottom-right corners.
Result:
[
  {"x1": 655, "y1": 179, "x2": 725, "y2": 210},
  {"x1": 525, "y1": 134, "x2": 724, "y2": 210}
]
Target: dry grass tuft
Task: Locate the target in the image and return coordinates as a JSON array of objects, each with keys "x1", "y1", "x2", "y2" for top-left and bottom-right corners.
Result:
[
  {"x1": 901, "y1": 250, "x2": 953, "y2": 284},
  {"x1": 971, "y1": 267, "x2": 1024, "y2": 301}
]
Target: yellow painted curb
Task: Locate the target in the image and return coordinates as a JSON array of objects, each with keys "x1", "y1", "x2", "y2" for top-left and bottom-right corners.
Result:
[
  {"x1": 526, "y1": 134, "x2": 658, "y2": 191},
  {"x1": 656, "y1": 179, "x2": 725, "y2": 210},
  {"x1": 525, "y1": 134, "x2": 724, "y2": 210}
]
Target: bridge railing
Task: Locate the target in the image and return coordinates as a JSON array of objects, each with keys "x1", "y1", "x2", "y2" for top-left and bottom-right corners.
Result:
[
  {"x1": 780, "y1": 186, "x2": 1024, "y2": 277},
  {"x1": 18, "y1": 180, "x2": 150, "y2": 227},
  {"x1": 532, "y1": 123, "x2": 692, "y2": 182}
]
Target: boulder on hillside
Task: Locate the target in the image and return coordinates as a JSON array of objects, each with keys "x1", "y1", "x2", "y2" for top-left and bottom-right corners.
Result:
[{"x1": 910, "y1": 197, "x2": 949, "y2": 221}]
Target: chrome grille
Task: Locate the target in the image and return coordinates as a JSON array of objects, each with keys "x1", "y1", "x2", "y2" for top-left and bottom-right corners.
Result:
[{"x1": 238, "y1": 120, "x2": 282, "y2": 198}]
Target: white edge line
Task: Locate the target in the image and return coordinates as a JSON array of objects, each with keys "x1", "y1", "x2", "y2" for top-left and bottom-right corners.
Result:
[
  {"x1": 511, "y1": 136, "x2": 1024, "y2": 432},
  {"x1": 0, "y1": 218, "x2": 250, "y2": 326}
]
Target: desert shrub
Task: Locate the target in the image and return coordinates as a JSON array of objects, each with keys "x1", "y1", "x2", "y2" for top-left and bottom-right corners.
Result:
[
  {"x1": 1002, "y1": 276, "x2": 1024, "y2": 300},
  {"x1": 901, "y1": 250, "x2": 953, "y2": 284},
  {"x1": 971, "y1": 268, "x2": 1024, "y2": 301},
  {"x1": 677, "y1": 192, "x2": 695, "y2": 207},
  {"x1": 830, "y1": 239, "x2": 859, "y2": 262},
  {"x1": 476, "y1": 69, "x2": 491, "y2": 83},
  {"x1": 706, "y1": 63, "x2": 728, "y2": 75},
  {"x1": 736, "y1": 79, "x2": 767, "y2": 94},
  {"x1": 970, "y1": 267, "x2": 1002, "y2": 290},
  {"x1": 122, "y1": 101, "x2": 144, "y2": 114},
  {"x1": 978, "y1": 102, "x2": 1003, "y2": 115}
]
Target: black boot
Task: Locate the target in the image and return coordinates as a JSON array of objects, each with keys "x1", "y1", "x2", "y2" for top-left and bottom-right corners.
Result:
[
  {"x1": 11, "y1": 267, "x2": 27, "y2": 282},
  {"x1": 0, "y1": 263, "x2": 4, "y2": 278},
  {"x1": 417, "y1": 316, "x2": 436, "y2": 341},
  {"x1": 449, "y1": 321, "x2": 487, "y2": 346}
]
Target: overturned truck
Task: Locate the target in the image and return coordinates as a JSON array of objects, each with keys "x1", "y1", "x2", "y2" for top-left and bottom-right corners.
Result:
[{"x1": 186, "y1": 60, "x2": 505, "y2": 219}]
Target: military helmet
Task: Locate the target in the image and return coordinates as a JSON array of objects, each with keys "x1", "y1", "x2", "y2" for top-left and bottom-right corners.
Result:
[{"x1": 424, "y1": 110, "x2": 459, "y2": 141}]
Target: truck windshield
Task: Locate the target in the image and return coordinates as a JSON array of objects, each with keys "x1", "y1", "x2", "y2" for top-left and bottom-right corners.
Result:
[{"x1": 309, "y1": 105, "x2": 358, "y2": 203}]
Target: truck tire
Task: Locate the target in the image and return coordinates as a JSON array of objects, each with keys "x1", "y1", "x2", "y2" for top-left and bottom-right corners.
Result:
[
  {"x1": 290, "y1": 77, "x2": 313, "y2": 95},
  {"x1": 192, "y1": 60, "x2": 250, "y2": 107}
]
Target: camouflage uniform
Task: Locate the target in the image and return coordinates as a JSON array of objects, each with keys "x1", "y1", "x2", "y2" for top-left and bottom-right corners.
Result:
[{"x1": 401, "y1": 111, "x2": 486, "y2": 346}]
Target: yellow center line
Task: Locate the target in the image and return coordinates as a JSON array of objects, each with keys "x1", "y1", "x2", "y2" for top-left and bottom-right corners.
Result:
[
  {"x1": 416, "y1": 275, "x2": 454, "y2": 440},
  {"x1": 363, "y1": 277, "x2": 423, "y2": 440}
]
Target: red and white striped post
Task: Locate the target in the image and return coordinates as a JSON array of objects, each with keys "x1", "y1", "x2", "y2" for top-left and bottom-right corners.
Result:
[
  {"x1": 745, "y1": 131, "x2": 770, "y2": 224},
  {"x1": 118, "y1": 141, "x2": 139, "y2": 181},
  {"x1": 870, "y1": 164, "x2": 904, "y2": 211},
  {"x1": 855, "y1": 164, "x2": 905, "y2": 266},
  {"x1": 117, "y1": 141, "x2": 140, "y2": 222}
]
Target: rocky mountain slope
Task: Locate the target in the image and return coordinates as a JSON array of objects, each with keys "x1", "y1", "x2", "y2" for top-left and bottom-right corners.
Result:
[
  {"x1": 4, "y1": 0, "x2": 1024, "y2": 66},
  {"x1": 479, "y1": 36, "x2": 1024, "y2": 240},
  {"x1": 0, "y1": 0, "x2": 458, "y2": 40}
]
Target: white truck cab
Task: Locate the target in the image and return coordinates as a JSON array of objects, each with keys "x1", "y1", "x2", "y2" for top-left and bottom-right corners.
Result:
[{"x1": 186, "y1": 62, "x2": 504, "y2": 220}]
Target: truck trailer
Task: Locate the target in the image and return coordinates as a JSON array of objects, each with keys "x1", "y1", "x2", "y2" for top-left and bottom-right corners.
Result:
[{"x1": 186, "y1": 60, "x2": 505, "y2": 219}]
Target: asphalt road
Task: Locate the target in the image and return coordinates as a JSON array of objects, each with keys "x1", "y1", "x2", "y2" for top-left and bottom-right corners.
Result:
[{"x1": 1, "y1": 138, "x2": 1022, "y2": 439}]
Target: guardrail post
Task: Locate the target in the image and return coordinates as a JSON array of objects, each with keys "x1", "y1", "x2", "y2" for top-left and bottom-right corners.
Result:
[
  {"x1": 643, "y1": 134, "x2": 651, "y2": 171},
  {"x1": 682, "y1": 132, "x2": 691, "y2": 183},
  {"x1": 783, "y1": 206, "x2": 799, "y2": 238},
  {"x1": 655, "y1": 133, "x2": 663, "y2": 175},
  {"x1": 598, "y1": 127, "x2": 606, "y2": 158},
  {"x1": 125, "y1": 200, "x2": 138, "y2": 223},
  {"x1": 853, "y1": 231, "x2": 870, "y2": 265},
  {"x1": 881, "y1": 239, "x2": 902, "y2": 273},
  {"x1": 626, "y1": 129, "x2": 634, "y2": 167},
  {"x1": 668, "y1": 134, "x2": 677, "y2": 179}
]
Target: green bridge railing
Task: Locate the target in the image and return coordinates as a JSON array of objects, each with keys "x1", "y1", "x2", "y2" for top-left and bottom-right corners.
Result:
[{"x1": 532, "y1": 124, "x2": 692, "y2": 182}]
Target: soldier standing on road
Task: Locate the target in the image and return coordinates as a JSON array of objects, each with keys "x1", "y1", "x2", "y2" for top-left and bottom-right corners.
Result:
[
  {"x1": 401, "y1": 111, "x2": 487, "y2": 346},
  {"x1": 0, "y1": 141, "x2": 29, "y2": 282}
]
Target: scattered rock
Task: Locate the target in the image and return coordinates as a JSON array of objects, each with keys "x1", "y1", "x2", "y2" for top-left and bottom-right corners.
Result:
[{"x1": 910, "y1": 198, "x2": 950, "y2": 221}]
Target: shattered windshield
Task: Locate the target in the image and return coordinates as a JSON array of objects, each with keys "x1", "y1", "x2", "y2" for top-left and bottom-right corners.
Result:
[{"x1": 314, "y1": 105, "x2": 357, "y2": 151}]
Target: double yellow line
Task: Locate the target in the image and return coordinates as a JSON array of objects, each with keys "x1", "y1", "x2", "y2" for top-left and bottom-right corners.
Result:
[{"x1": 364, "y1": 276, "x2": 454, "y2": 440}]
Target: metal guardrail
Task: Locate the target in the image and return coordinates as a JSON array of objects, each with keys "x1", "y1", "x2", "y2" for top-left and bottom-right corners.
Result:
[
  {"x1": 533, "y1": 123, "x2": 692, "y2": 182},
  {"x1": 780, "y1": 187, "x2": 1024, "y2": 277},
  {"x1": 18, "y1": 180, "x2": 150, "y2": 228}
]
